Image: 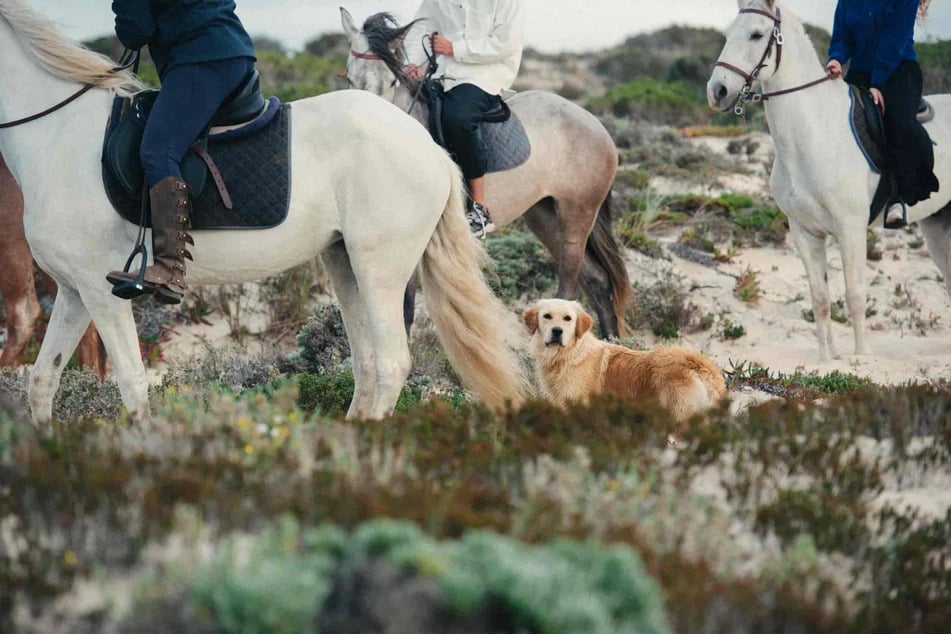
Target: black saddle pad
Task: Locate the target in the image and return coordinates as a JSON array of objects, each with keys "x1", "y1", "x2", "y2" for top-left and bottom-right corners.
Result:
[
  {"x1": 849, "y1": 85, "x2": 887, "y2": 174},
  {"x1": 484, "y1": 112, "x2": 531, "y2": 175},
  {"x1": 103, "y1": 99, "x2": 292, "y2": 230}
]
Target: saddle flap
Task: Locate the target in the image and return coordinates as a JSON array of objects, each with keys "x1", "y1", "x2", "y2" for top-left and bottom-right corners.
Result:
[
  {"x1": 212, "y1": 69, "x2": 266, "y2": 127},
  {"x1": 848, "y1": 85, "x2": 887, "y2": 174}
]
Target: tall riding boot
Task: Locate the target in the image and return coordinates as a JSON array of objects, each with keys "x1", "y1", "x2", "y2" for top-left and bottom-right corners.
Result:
[{"x1": 107, "y1": 176, "x2": 194, "y2": 304}]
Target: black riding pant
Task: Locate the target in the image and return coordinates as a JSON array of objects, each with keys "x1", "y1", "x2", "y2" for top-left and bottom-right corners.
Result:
[
  {"x1": 847, "y1": 60, "x2": 939, "y2": 206},
  {"x1": 441, "y1": 83, "x2": 501, "y2": 180}
]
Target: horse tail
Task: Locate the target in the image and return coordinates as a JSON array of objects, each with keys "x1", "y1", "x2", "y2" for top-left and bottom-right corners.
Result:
[
  {"x1": 419, "y1": 160, "x2": 531, "y2": 410},
  {"x1": 587, "y1": 191, "x2": 633, "y2": 337}
]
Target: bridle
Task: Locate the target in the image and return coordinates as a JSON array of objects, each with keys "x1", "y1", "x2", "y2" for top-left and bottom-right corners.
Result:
[
  {"x1": 0, "y1": 49, "x2": 140, "y2": 129},
  {"x1": 714, "y1": 7, "x2": 829, "y2": 116},
  {"x1": 348, "y1": 33, "x2": 441, "y2": 117}
]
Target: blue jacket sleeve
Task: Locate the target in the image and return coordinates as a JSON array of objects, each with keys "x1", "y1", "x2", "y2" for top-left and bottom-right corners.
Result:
[
  {"x1": 112, "y1": 0, "x2": 155, "y2": 50},
  {"x1": 871, "y1": 0, "x2": 917, "y2": 87},
  {"x1": 827, "y1": 0, "x2": 852, "y2": 64}
]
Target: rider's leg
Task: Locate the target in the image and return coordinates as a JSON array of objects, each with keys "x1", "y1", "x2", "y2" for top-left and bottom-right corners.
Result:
[{"x1": 107, "y1": 57, "x2": 254, "y2": 302}]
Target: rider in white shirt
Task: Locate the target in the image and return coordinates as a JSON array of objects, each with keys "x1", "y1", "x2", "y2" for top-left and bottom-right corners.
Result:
[{"x1": 404, "y1": 0, "x2": 525, "y2": 234}]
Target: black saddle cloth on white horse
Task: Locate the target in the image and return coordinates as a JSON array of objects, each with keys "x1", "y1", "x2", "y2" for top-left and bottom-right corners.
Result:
[
  {"x1": 101, "y1": 70, "x2": 292, "y2": 230},
  {"x1": 422, "y1": 80, "x2": 531, "y2": 175},
  {"x1": 848, "y1": 84, "x2": 934, "y2": 225}
]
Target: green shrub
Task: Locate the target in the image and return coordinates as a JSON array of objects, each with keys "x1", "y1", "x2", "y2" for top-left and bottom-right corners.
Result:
[
  {"x1": 294, "y1": 370, "x2": 422, "y2": 416},
  {"x1": 632, "y1": 268, "x2": 699, "y2": 339},
  {"x1": 486, "y1": 230, "x2": 558, "y2": 301},
  {"x1": 589, "y1": 77, "x2": 707, "y2": 126}
]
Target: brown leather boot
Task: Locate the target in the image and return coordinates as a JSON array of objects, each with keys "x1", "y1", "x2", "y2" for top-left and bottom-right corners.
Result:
[{"x1": 107, "y1": 176, "x2": 194, "y2": 304}]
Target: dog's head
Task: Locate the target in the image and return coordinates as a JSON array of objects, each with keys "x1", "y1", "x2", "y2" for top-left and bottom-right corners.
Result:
[{"x1": 523, "y1": 299, "x2": 594, "y2": 349}]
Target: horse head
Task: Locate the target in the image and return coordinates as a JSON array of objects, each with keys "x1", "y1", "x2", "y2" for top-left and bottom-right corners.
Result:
[
  {"x1": 340, "y1": 8, "x2": 416, "y2": 102},
  {"x1": 707, "y1": 0, "x2": 784, "y2": 113}
]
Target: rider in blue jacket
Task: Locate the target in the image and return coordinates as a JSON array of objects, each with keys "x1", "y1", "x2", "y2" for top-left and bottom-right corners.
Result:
[
  {"x1": 826, "y1": 0, "x2": 938, "y2": 228},
  {"x1": 107, "y1": 0, "x2": 256, "y2": 304}
]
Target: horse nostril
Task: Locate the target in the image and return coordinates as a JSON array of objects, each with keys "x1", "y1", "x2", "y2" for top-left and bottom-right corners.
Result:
[{"x1": 715, "y1": 83, "x2": 728, "y2": 102}]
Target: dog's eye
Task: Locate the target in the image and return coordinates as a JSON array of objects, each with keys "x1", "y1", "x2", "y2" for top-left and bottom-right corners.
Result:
[
  {"x1": 542, "y1": 313, "x2": 552, "y2": 320},
  {"x1": 564, "y1": 316, "x2": 572, "y2": 322}
]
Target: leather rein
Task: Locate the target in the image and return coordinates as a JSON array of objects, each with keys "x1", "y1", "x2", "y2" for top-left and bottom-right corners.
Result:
[
  {"x1": 0, "y1": 50, "x2": 139, "y2": 130},
  {"x1": 715, "y1": 7, "x2": 830, "y2": 116}
]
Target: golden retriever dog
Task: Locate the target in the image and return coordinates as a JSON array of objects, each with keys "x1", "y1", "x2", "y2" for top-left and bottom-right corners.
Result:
[{"x1": 523, "y1": 299, "x2": 726, "y2": 425}]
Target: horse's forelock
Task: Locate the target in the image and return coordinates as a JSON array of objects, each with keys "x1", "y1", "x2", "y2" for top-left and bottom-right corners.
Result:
[{"x1": 361, "y1": 12, "x2": 421, "y2": 83}]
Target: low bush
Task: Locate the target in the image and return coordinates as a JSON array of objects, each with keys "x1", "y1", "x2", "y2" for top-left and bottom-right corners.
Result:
[{"x1": 485, "y1": 230, "x2": 558, "y2": 301}]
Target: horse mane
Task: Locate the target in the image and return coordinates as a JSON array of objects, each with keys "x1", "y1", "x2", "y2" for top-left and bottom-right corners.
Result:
[
  {"x1": 0, "y1": 0, "x2": 143, "y2": 95},
  {"x1": 361, "y1": 12, "x2": 421, "y2": 85}
]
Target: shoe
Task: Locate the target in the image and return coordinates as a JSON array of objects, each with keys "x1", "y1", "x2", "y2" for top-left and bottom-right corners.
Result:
[
  {"x1": 884, "y1": 201, "x2": 908, "y2": 230},
  {"x1": 465, "y1": 201, "x2": 496, "y2": 237},
  {"x1": 107, "y1": 176, "x2": 194, "y2": 304}
]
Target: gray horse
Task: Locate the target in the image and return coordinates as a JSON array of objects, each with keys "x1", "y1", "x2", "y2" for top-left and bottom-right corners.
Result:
[{"x1": 341, "y1": 9, "x2": 631, "y2": 337}]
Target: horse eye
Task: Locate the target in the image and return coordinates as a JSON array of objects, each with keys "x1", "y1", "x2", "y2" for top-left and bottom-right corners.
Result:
[
  {"x1": 542, "y1": 313, "x2": 552, "y2": 320},
  {"x1": 750, "y1": 31, "x2": 764, "y2": 41}
]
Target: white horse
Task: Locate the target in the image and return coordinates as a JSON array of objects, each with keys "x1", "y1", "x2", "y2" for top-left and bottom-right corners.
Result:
[
  {"x1": 708, "y1": 0, "x2": 951, "y2": 361},
  {"x1": 0, "y1": 0, "x2": 529, "y2": 422}
]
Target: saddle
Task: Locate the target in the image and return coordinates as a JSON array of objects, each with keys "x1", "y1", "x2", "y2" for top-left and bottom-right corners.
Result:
[
  {"x1": 848, "y1": 85, "x2": 935, "y2": 226},
  {"x1": 421, "y1": 79, "x2": 531, "y2": 175},
  {"x1": 101, "y1": 70, "x2": 293, "y2": 230}
]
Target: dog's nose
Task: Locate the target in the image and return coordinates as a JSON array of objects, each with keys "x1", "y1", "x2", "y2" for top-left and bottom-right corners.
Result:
[{"x1": 551, "y1": 327, "x2": 563, "y2": 338}]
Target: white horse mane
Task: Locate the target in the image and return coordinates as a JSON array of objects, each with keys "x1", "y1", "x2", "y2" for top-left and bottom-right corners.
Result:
[{"x1": 0, "y1": 0, "x2": 143, "y2": 95}]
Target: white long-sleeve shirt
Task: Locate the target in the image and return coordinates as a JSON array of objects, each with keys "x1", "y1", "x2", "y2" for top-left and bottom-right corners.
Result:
[{"x1": 405, "y1": 0, "x2": 525, "y2": 95}]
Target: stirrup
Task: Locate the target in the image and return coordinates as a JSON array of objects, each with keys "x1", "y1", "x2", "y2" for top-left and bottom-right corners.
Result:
[
  {"x1": 883, "y1": 201, "x2": 908, "y2": 230},
  {"x1": 466, "y1": 202, "x2": 496, "y2": 239},
  {"x1": 108, "y1": 243, "x2": 152, "y2": 300}
]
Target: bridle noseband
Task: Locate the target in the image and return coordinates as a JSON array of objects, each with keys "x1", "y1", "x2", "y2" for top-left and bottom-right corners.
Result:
[{"x1": 715, "y1": 7, "x2": 829, "y2": 116}]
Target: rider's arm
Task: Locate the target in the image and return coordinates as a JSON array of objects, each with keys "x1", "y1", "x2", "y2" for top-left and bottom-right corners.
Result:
[
  {"x1": 111, "y1": 0, "x2": 155, "y2": 50},
  {"x1": 827, "y1": 0, "x2": 852, "y2": 65},
  {"x1": 454, "y1": 0, "x2": 524, "y2": 65},
  {"x1": 405, "y1": 0, "x2": 436, "y2": 68},
  {"x1": 870, "y1": 0, "x2": 917, "y2": 88}
]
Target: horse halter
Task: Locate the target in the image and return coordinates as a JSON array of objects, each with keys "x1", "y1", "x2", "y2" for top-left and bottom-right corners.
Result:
[
  {"x1": 715, "y1": 7, "x2": 830, "y2": 116},
  {"x1": 714, "y1": 7, "x2": 785, "y2": 116}
]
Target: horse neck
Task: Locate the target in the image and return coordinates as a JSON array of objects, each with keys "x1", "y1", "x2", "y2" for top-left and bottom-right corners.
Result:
[
  {"x1": 393, "y1": 84, "x2": 429, "y2": 127},
  {"x1": 759, "y1": 12, "x2": 850, "y2": 157},
  {"x1": 0, "y1": 15, "x2": 106, "y2": 177}
]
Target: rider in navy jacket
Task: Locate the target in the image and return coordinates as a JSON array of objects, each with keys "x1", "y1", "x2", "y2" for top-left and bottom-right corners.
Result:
[
  {"x1": 826, "y1": 0, "x2": 938, "y2": 228},
  {"x1": 106, "y1": 0, "x2": 257, "y2": 304}
]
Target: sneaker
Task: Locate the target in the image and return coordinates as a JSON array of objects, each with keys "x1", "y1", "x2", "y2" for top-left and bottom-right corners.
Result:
[
  {"x1": 884, "y1": 201, "x2": 908, "y2": 229},
  {"x1": 465, "y1": 201, "x2": 496, "y2": 237}
]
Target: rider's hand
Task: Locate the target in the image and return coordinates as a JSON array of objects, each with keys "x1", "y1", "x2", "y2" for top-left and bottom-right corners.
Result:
[
  {"x1": 431, "y1": 34, "x2": 454, "y2": 57},
  {"x1": 870, "y1": 87, "x2": 886, "y2": 113},
  {"x1": 825, "y1": 59, "x2": 842, "y2": 79},
  {"x1": 403, "y1": 64, "x2": 423, "y2": 81}
]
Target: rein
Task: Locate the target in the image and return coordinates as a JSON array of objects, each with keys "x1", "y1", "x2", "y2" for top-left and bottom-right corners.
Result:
[
  {"x1": 0, "y1": 50, "x2": 140, "y2": 130},
  {"x1": 715, "y1": 7, "x2": 830, "y2": 116}
]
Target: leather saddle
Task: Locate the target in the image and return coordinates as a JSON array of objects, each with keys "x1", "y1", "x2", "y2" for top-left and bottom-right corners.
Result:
[
  {"x1": 848, "y1": 85, "x2": 935, "y2": 225},
  {"x1": 102, "y1": 69, "x2": 268, "y2": 205}
]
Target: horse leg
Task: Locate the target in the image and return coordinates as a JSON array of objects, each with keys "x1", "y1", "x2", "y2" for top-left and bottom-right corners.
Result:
[
  {"x1": 0, "y1": 268, "x2": 41, "y2": 368},
  {"x1": 838, "y1": 224, "x2": 871, "y2": 355},
  {"x1": 75, "y1": 325, "x2": 107, "y2": 381},
  {"x1": 27, "y1": 285, "x2": 93, "y2": 423},
  {"x1": 524, "y1": 201, "x2": 619, "y2": 338},
  {"x1": 919, "y1": 206, "x2": 951, "y2": 296},
  {"x1": 322, "y1": 241, "x2": 375, "y2": 418},
  {"x1": 789, "y1": 220, "x2": 837, "y2": 362},
  {"x1": 402, "y1": 270, "x2": 419, "y2": 338}
]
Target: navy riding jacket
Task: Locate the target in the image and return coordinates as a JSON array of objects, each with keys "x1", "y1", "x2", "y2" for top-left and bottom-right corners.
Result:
[
  {"x1": 828, "y1": 0, "x2": 919, "y2": 89},
  {"x1": 112, "y1": 0, "x2": 255, "y2": 78}
]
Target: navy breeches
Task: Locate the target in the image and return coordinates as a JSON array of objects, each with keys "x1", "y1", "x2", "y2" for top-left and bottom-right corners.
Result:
[
  {"x1": 140, "y1": 57, "x2": 254, "y2": 187},
  {"x1": 441, "y1": 83, "x2": 502, "y2": 181}
]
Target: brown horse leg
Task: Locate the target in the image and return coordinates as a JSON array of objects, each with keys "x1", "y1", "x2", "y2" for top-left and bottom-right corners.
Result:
[
  {"x1": 0, "y1": 154, "x2": 42, "y2": 367},
  {"x1": 75, "y1": 326, "x2": 107, "y2": 381},
  {"x1": 523, "y1": 200, "x2": 621, "y2": 339}
]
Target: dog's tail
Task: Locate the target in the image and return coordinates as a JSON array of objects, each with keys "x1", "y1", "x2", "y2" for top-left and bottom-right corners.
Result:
[
  {"x1": 419, "y1": 158, "x2": 532, "y2": 410},
  {"x1": 689, "y1": 355, "x2": 728, "y2": 405}
]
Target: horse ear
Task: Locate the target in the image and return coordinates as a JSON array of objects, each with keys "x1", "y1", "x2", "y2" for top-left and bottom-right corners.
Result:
[
  {"x1": 575, "y1": 306, "x2": 593, "y2": 338},
  {"x1": 523, "y1": 307, "x2": 539, "y2": 335},
  {"x1": 340, "y1": 7, "x2": 360, "y2": 43}
]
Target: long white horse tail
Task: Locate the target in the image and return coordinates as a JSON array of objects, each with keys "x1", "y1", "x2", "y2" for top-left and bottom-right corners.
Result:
[{"x1": 419, "y1": 157, "x2": 532, "y2": 410}]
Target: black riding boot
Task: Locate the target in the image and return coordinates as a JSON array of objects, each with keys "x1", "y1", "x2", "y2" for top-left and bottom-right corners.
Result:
[{"x1": 107, "y1": 176, "x2": 194, "y2": 304}]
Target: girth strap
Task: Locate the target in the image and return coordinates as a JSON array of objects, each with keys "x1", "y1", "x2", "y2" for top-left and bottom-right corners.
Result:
[{"x1": 191, "y1": 143, "x2": 234, "y2": 210}]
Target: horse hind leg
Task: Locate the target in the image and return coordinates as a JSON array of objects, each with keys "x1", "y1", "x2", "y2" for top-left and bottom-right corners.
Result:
[
  {"x1": 322, "y1": 242, "x2": 377, "y2": 419},
  {"x1": 918, "y1": 204, "x2": 951, "y2": 296}
]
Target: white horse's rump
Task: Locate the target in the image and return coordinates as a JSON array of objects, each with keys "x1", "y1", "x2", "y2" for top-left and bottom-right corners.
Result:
[
  {"x1": 708, "y1": 0, "x2": 951, "y2": 361},
  {"x1": 0, "y1": 0, "x2": 529, "y2": 422}
]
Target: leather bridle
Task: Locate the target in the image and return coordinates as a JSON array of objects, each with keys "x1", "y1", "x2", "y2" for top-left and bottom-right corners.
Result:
[
  {"x1": 0, "y1": 49, "x2": 140, "y2": 129},
  {"x1": 715, "y1": 7, "x2": 829, "y2": 116}
]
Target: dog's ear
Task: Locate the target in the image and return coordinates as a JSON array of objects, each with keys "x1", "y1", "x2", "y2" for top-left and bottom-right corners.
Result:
[
  {"x1": 575, "y1": 307, "x2": 593, "y2": 338},
  {"x1": 523, "y1": 307, "x2": 539, "y2": 334}
]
